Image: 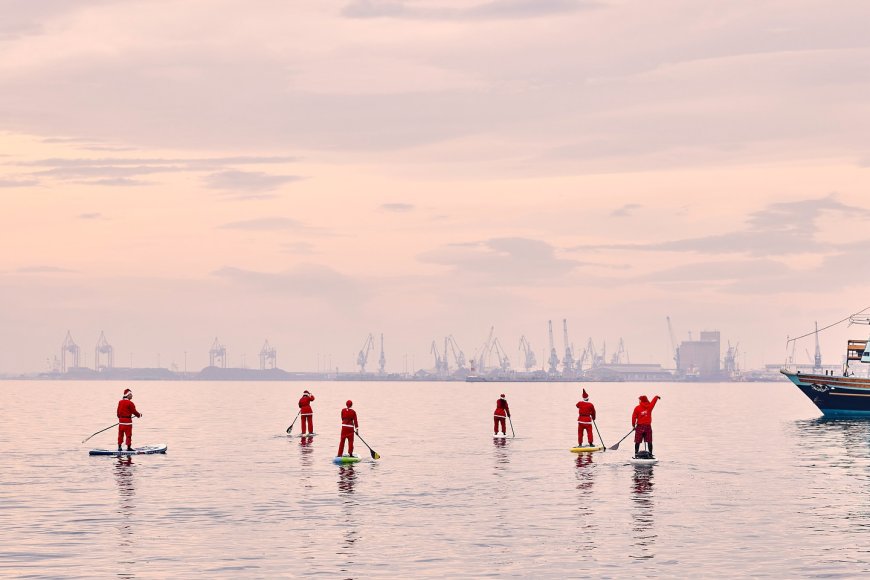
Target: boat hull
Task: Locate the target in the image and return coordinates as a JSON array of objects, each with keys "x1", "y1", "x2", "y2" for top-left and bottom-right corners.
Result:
[{"x1": 781, "y1": 369, "x2": 870, "y2": 416}]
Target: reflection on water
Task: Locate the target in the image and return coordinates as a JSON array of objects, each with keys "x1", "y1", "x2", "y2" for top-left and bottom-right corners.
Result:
[
  {"x1": 630, "y1": 466, "x2": 656, "y2": 560},
  {"x1": 337, "y1": 465, "x2": 359, "y2": 566},
  {"x1": 114, "y1": 456, "x2": 137, "y2": 578},
  {"x1": 338, "y1": 465, "x2": 357, "y2": 496},
  {"x1": 297, "y1": 436, "x2": 315, "y2": 489},
  {"x1": 792, "y1": 417, "x2": 870, "y2": 450},
  {"x1": 574, "y1": 454, "x2": 597, "y2": 552},
  {"x1": 492, "y1": 437, "x2": 511, "y2": 474}
]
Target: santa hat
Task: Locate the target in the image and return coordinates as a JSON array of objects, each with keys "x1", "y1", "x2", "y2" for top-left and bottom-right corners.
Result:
[
  {"x1": 582, "y1": 389, "x2": 589, "y2": 401},
  {"x1": 123, "y1": 388, "x2": 132, "y2": 399},
  {"x1": 499, "y1": 393, "x2": 506, "y2": 399},
  {"x1": 303, "y1": 389, "x2": 311, "y2": 395}
]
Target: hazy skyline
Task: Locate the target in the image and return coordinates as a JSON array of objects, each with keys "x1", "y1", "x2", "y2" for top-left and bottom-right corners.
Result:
[{"x1": 2, "y1": 1, "x2": 870, "y2": 373}]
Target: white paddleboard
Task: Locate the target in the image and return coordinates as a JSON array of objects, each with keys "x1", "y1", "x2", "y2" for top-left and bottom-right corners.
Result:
[
  {"x1": 89, "y1": 444, "x2": 168, "y2": 456},
  {"x1": 629, "y1": 457, "x2": 658, "y2": 466},
  {"x1": 493, "y1": 433, "x2": 509, "y2": 439}
]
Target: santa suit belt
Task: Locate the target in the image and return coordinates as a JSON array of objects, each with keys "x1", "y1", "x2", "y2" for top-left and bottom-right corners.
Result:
[
  {"x1": 577, "y1": 419, "x2": 592, "y2": 424},
  {"x1": 341, "y1": 424, "x2": 355, "y2": 429},
  {"x1": 493, "y1": 414, "x2": 507, "y2": 418},
  {"x1": 300, "y1": 412, "x2": 313, "y2": 416},
  {"x1": 119, "y1": 421, "x2": 133, "y2": 426}
]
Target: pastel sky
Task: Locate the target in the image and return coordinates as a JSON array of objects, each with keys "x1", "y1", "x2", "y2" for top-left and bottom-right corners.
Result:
[{"x1": 2, "y1": 0, "x2": 869, "y2": 374}]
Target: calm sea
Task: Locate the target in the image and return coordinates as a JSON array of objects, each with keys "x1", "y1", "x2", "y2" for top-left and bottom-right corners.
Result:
[{"x1": 1, "y1": 379, "x2": 868, "y2": 578}]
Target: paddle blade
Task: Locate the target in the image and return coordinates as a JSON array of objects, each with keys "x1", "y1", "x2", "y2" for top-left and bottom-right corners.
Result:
[
  {"x1": 371, "y1": 450, "x2": 380, "y2": 460},
  {"x1": 608, "y1": 442, "x2": 620, "y2": 451},
  {"x1": 286, "y1": 425, "x2": 293, "y2": 434}
]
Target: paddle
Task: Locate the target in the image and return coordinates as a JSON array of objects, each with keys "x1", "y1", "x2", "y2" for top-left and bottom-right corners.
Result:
[
  {"x1": 354, "y1": 430, "x2": 381, "y2": 460},
  {"x1": 609, "y1": 427, "x2": 635, "y2": 451},
  {"x1": 82, "y1": 422, "x2": 119, "y2": 444},
  {"x1": 591, "y1": 418, "x2": 606, "y2": 451},
  {"x1": 286, "y1": 410, "x2": 301, "y2": 434},
  {"x1": 507, "y1": 415, "x2": 516, "y2": 438}
]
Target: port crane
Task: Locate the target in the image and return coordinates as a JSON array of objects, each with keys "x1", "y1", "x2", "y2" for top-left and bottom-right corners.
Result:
[
  {"x1": 259, "y1": 340, "x2": 277, "y2": 370},
  {"x1": 547, "y1": 320, "x2": 560, "y2": 374},
  {"x1": 95, "y1": 331, "x2": 114, "y2": 371},
  {"x1": 518, "y1": 335, "x2": 537, "y2": 371},
  {"x1": 610, "y1": 338, "x2": 628, "y2": 364},
  {"x1": 446, "y1": 335, "x2": 467, "y2": 370},
  {"x1": 475, "y1": 327, "x2": 495, "y2": 373},
  {"x1": 490, "y1": 337, "x2": 511, "y2": 373},
  {"x1": 562, "y1": 319, "x2": 575, "y2": 374},
  {"x1": 61, "y1": 331, "x2": 80, "y2": 373},
  {"x1": 431, "y1": 340, "x2": 447, "y2": 375},
  {"x1": 725, "y1": 341, "x2": 740, "y2": 375},
  {"x1": 357, "y1": 333, "x2": 374, "y2": 373},
  {"x1": 209, "y1": 337, "x2": 227, "y2": 368},
  {"x1": 378, "y1": 334, "x2": 386, "y2": 374},
  {"x1": 666, "y1": 316, "x2": 679, "y2": 369}
]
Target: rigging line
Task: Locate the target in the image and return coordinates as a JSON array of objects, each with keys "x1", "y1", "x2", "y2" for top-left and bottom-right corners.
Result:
[{"x1": 786, "y1": 306, "x2": 870, "y2": 346}]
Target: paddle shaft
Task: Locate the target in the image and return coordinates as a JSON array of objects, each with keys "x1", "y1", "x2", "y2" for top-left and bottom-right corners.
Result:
[
  {"x1": 591, "y1": 418, "x2": 606, "y2": 451},
  {"x1": 354, "y1": 430, "x2": 380, "y2": 459},
  {"x1": 82, "y1": 422, "x2": 120, "y2": 444},
  {"x1": 286, "y1": 410, "x2": 301, "y2": 434},
  {"x1": 609, "y1": 426, "x2": 635, "y2": 451},
  {"x1": 507, "y1": 415, "x2": 516, "y2": 438}
]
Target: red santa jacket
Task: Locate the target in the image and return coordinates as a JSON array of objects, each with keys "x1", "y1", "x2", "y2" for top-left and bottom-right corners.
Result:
[
  {"x1": 298, "y1": 395, "x2": 315, "y2": 414},
  {"x1": 494, "y1": 398, "x2": 510, "y2": 417},
  {"x1": 632, "y1": 395, "x2": 660, "y2": 426},
  {"x1": 576, "y1": 401, "x2": 596, "y2": 423},
  {"x1": 117, "y1": 399, "x2": 141, "y2": 425},
  {"x1": 341, "y1": 408, "x2": 358, "y2": 429}
]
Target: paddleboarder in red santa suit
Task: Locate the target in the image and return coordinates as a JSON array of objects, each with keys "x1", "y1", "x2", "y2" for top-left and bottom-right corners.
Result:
[
  {"x1": 493, "y1": 394, "x2": 510, "y2": 435},
  {"x1": 299, "y1": 389, "x2": 315, "y2": 435},
  {"x1": 117, "y1": 388, "x2": 141, "y2": 451},
  {"x1": 632, "y1": 395, "x2": 661, "y2": 458},
  {"x1": 576, "y1": 389, "x2": 596, "y2": 447},
  {"x1": 337, "y1": 400, "x2": 359, "y2": 457}
]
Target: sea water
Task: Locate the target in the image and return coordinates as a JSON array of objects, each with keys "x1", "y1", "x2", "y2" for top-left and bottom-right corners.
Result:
[{"x1": 1, "y1": 379, "x2": 869, "y2": 577}]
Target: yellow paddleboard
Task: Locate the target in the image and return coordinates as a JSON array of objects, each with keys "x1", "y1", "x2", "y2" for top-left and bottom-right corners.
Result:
[{"x1": 570, "y1": 445, "x2": 603, "y2": 453}]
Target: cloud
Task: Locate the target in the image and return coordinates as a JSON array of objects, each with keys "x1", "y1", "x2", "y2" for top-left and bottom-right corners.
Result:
[
  {"x1": 218, "y1": 217, "x2": 307, "y2": 231},
  {"x1": 78, "y1": 212, "x2": 103, "y2": 219},
  {"x1": 34, "y1": 165, "x2": 182, "y2": 179},
  {"x1": 282, "y1": 241, "x2": 317, "y2": 255},
  {"x1": 610, "y1": 203, "x2": 641, "y2": 217},
  {"x1": 419, "y1": 237, "x2": 580, "y2": 283},
  {"x1": 23, "y1": 156, "x2": 296, "y2": 168},
  {"x1": 203, "y1": 170, "x2": 303, "y2": 194},
  {"x1": 342, "y1": 0, "x2": 599, "y2": 20},
  {"x1": 212, "y1": 264, "x2": 368, "y2": 304},
  {"x1": 380, "y1": 202, "x2": 415, "y2": 212},
  {"x1": 16, "y1": 265, "x2": 75, "y2": 273},
  {"x1": 0, "y1": 178, "x2": 39, "y2": 188},
  {"x1": 78, "y1": 177, "x2": 151, "y2": 186},
  {"x1": 0, "y1": 1, "x2": 109, "y2": 40},
  {"x1": 576, "y1": 195, "x2": 870, "y2": 256}
]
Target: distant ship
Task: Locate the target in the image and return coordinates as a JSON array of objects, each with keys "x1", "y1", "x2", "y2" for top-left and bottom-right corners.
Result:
[{"x1": 781, "y1": 338, "x2": 870, "y2": 416}]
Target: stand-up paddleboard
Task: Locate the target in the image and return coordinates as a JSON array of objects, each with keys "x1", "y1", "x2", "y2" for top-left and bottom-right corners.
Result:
[
  {"x1": 333, "y1": 454, "x2": 361, "y2": 464},
  {"x1": 629, "y1": 451, "x2": 658, "y2": 465},
  {"x1": 89, "y1": 444, "x2": 168, "y2": 456},
  {"x1": 570, "y1": 444, "x2": 603, "y2": 453},
  {"x1": 493, "y1": 433, "x2": 509, "y2": 439},
  {"x1": 291, "y1": 432, "x2": 317, "y2": 438}
]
